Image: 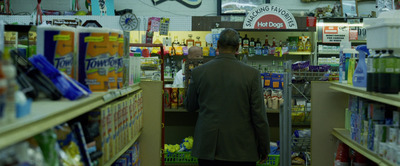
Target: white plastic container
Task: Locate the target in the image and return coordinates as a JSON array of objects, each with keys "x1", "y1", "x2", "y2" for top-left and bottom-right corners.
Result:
[{"x1": 364, "y1": 10, "x2": 400, "y2": 50}]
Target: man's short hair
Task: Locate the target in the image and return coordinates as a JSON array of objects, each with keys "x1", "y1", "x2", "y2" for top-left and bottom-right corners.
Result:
[
  {"x1": 218, "y1": 28, "x2": 239, "y2": 51},
  {"x1": 188, "y1": 46, "x2": 203, "y2": 59}
]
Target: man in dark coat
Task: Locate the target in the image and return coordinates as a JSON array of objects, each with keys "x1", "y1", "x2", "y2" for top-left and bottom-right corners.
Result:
[{"x1": 185, "y1": 28, "x2": 270, "y2": 166}]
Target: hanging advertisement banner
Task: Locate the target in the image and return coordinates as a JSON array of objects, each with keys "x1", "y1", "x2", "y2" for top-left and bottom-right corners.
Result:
[
  {"x1": 243, "y1": 4, "x2": 298, "y2": 30},
  {"x1": 322, "y1": 25, "x2": 349, "y2": 43}
]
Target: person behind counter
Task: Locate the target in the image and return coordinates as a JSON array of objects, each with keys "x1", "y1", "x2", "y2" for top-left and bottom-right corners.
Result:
[{"x1": 172, "y1": 46, "x2": 203, "y2": 87}]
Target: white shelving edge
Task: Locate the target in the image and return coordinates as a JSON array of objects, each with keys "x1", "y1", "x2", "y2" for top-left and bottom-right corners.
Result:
[{"x1": 0, "y1": 85, "x2": 141, "y2": 150}]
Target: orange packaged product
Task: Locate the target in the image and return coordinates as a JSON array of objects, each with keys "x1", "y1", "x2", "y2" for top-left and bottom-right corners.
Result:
[
  {"x1": 117, "y1": 32, "x2": 124, "y2": 89},
  {"x1": 37, "y1": 26, "x2": 75, "y2": 78},
  {"x1": 77, "y1": 27, "x2": 110, "y2": 92},
  {"x1": 108, "y1": 30, "x2": 119, "y2": 90},
  {"x1": 171, "y1": 87, "x2": 178, "y2": 109}
]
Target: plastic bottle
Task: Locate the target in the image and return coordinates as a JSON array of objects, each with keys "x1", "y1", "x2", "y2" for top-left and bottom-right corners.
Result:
[
  {"x1": 242, "y1": 34, "x2": 249, "y2": 55},
  {"x1": 249, "y1": 38, "x2": 255, "y2": 56},
  {"x1": 353, "y1": 45, "x2": 369, "y2": 87},
  {"x1": 367, "y1": 50, "x2": 379, "y2": 92},
  {"x1": 165, "y1": 57, "x2": 172, "y2": 78},
  {"x1": 2, "y1": 63, "x2": 17, "y2": 124},
  {"x1": 297, "y1": 36, "x2": 304, "y2": 51},
  {"x1": 263, "y1": 35, "x2": 270, "y2": 56},
  {"x1": 238, "y1": 33, "x2": 243, "y2": 54},
  {"x1": 305, "y1": 39, "x2": 312, "y2": 52},
  {"x1": 347, "y1": 52, "x2": 356, "y2": 85},
  {"x1": 202, "y1": 43, "x2": 210, "y2": 56},
  {"x1": 242, "y1": 34, "x2": 249, "y2": 49},
  {"x1": 344, "y1": 52, "x2": 352, "y2": 84},
  {"x1": 378, "y1": 50, "x2": 399, "y2": 94},
  {"x1": 375, "y1": 50, "x2": 386, "y2": 92},
  {"x1": 339, "y1": 42, "x2": 352, "y2": 83},
  {"x1": 271, "y1": 37, "x2": 277, "y2": 48},
  {"x1": 255, "y1": 38, "x2": 262, "y2": 56}
]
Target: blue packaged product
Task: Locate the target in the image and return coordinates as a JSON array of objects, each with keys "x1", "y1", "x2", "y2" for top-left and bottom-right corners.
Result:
[
  {"x1": 262, "y1": 46, "x2": 269, "y2": 56},
  {"x1": 339, "y1": 50, "x2": 345, "y2": 83},
  {"x1": 367, "y1": 119, "x2": 375, "y2": 151},
  {"x1": 353, "y1": 45, "x2": 369, "y2": 87},
  {"x1": 344, "y1": 53, "x2": 351, "y2": 82},
  {"x1": 271, "y1": 73, "x2": 280, "y2": 89},
  {"x1": 112, "y1": 158, "x2": 125, "y2": 166},
  {"x1": 209, "y1": 47, "x2": 216, "y2": 56},
  {"x1": 279, "y1": 74, "x2": 284, "y2": 89},
  {"x1": 126, "y1": 149, "x2": 134, "y2": 164},
  {"x1": 123, "y1": 154, "x2": 132, "y2": 166},
  {"x1": 264, "y1": 73, "x2": 272, "y2": 89}
]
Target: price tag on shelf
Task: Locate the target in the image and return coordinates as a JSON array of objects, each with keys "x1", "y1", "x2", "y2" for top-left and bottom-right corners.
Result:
[
  {"x1": 115, "y1": 90, "x2": 122, "y2": 97},
  {"x1": 121, "y1": 89, "x2": 128, "y2": 95},
  {"x1": 103, "y1": 93, "x2": 115, "y2": 102}
]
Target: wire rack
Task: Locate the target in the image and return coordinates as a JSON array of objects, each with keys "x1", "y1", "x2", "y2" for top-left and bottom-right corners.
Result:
[{"x1": 291, "y1": 69, "x2": 338, "y2": 102}]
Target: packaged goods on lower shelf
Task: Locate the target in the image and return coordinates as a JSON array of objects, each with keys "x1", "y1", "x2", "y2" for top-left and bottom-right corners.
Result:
[
  {"x1": 164, "y1": 84, "x2": 186, "y2": 109},
  {"x1": 89, "y1": 90, "x2": 143, "y2": 165},
  {"x1": 345, "y1": 96, "x2": 400, "y2": 164},
  {"x1": 112, "y1": 141, "x2": 141, "y2": 166},
  {"x1": 264, "y1": 88, "x2": 283, "y2": 110},
  {"x1": 0, "y1": 139, "x2": 45, "y2": 166},
  {"x1": 164, "y1": 136, "x2": 280, "y2": 166},
  {"x1": 0, "y1": 89, "x2": 143, "y2": 166},
  {"x1": 334, "y1": 142, "x2": 377, "y2": 166}
]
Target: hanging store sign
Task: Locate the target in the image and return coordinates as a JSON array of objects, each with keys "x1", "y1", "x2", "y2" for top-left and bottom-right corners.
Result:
[
  {"x1": 322, "y1": 25, "x2": 349, "y2": 43},
  {"x1": 243, "y1": 4, "x2": 297, "y2": 30}
]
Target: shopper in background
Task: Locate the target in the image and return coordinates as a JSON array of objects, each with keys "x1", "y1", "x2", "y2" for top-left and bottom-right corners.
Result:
[
  {"x1": 185, "y1": 28, "x2": 270, "y2": 166},
  {"x1": 172, "y1": 46, "x2": 203, "y2": 87}
]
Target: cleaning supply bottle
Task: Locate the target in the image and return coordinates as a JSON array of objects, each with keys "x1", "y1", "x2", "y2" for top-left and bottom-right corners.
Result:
[
  {"x1": 353, "y1": 45, "x2": 369, "y2": 88},
  {"x1": 371, "y1": 50, "x2": 381, "y2": 92},
  {"x1": 376, "y1": 50, "x2": 387, "y2": 93},
  {"x1": 339, "y1": 41, "x2": 351, "y2": 83},
  {"x1": 378, "y1": 50, "x2": 399, "y2": 94},
  {"x1": 367, "y1": 50, "x2": 379, "y2": 92},
  {"x1": 347, "y1": 52, "x2": 356, "y2": 85}
]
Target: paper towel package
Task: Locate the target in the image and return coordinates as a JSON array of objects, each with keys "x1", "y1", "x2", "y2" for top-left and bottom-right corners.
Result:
[
  {"x1": 37, "y1": 25, "x2": 76, "y2": 78},
  {"x1": 117, "y1": 32, "x2": 124, "y2": 89},
  {"x1": 77, "y1": 27, "x2": 111, "y2": 92},
  {"x1": 108, "y1": 29, "x2": 120, "y2": 90}
]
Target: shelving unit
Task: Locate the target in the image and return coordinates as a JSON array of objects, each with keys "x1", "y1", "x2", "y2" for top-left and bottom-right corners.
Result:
[
  {"x1": 330, "y1": 82, "x2": 400, "y2": 107},
  {"x1": 287, "y1": 52, "x2": 312, "y2": 56},
  {"x1": 165, "y1": 108, "x2": 187, "y2": 112},
  {"x1": 332, "y1": 128, "x2": 394, "y2": 166},
  {"x1": 312, "y1": 81, "x2": 400, "y2": 166},
  {"x1": 0, "y1": 85, "x2": 141, "y2": 150},
  {"x1": 165, "y1": 78, "x2": 174, "y2": 82},
  {"x1": 318, "y1": 52, "x2": 339, "y2": 55},
  {"x1": 104, "y1": 130, "x2": 142, "y2": 166}
]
